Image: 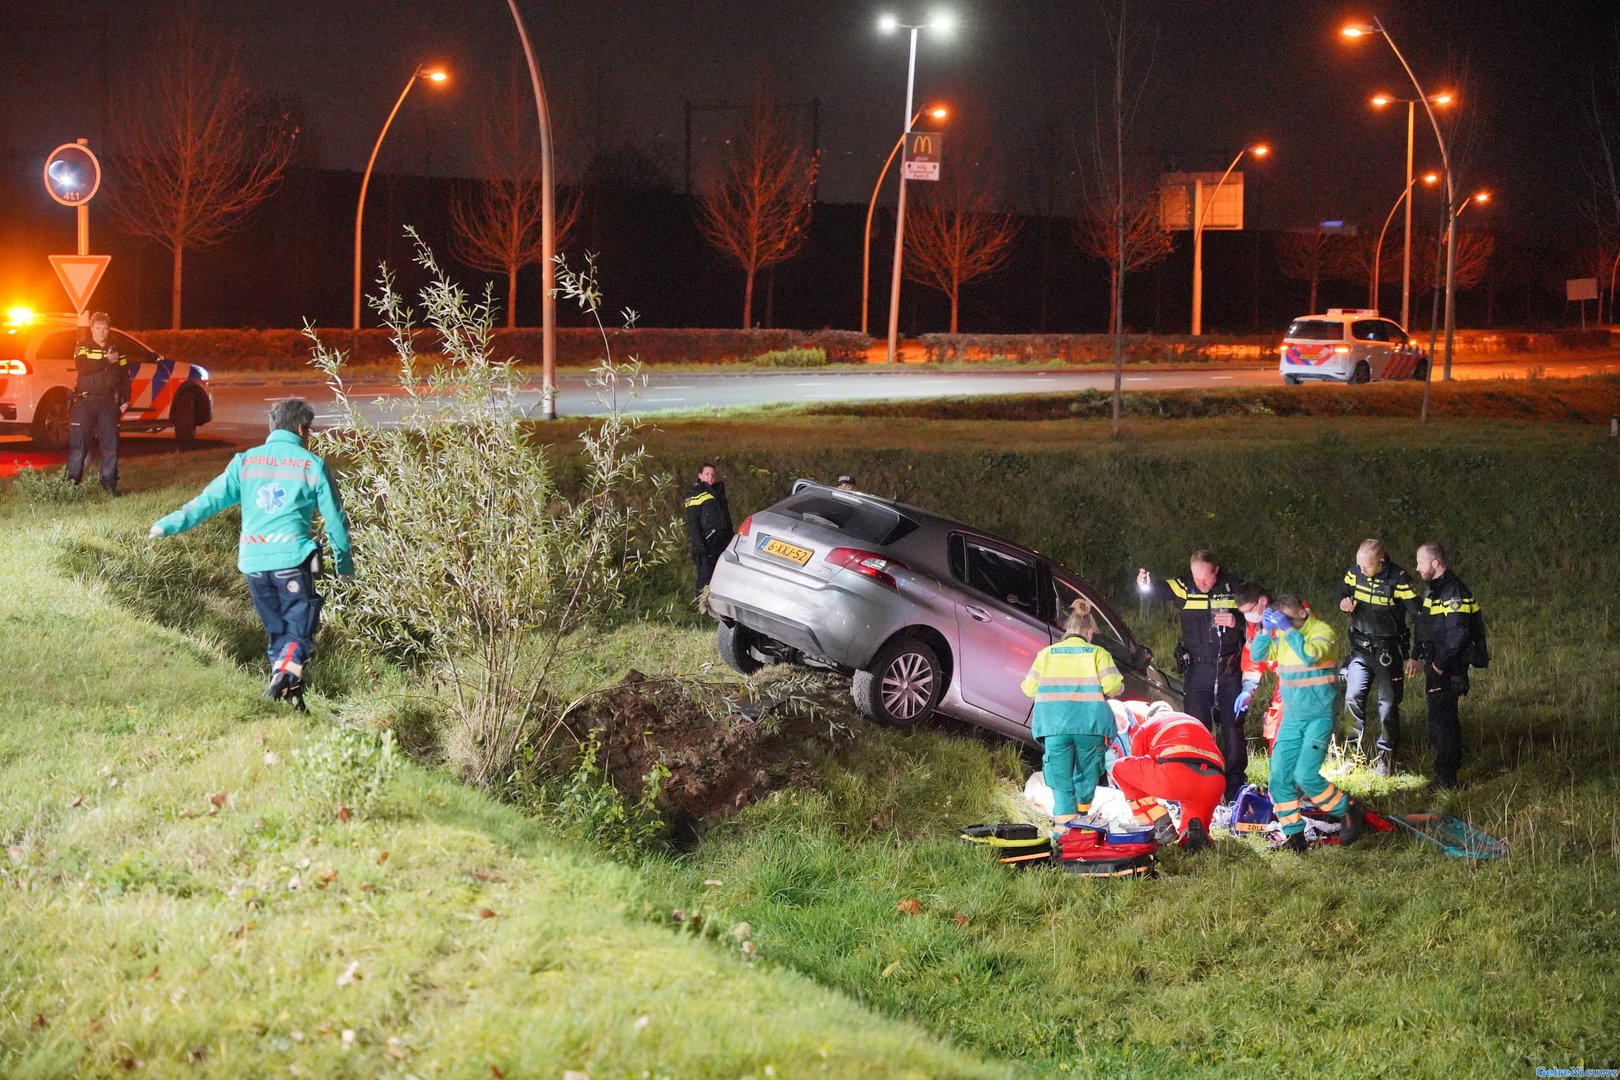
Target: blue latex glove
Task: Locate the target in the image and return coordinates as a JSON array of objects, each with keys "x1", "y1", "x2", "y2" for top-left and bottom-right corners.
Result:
[
  {"x1": 1261, "y1": 607, "x2": 1292, "y2": 633},
  {"x1": 1234, "y1": 686, "x2": 1254, "y2": 713}
]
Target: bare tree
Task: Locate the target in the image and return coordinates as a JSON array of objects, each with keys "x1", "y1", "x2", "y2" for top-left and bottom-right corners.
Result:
[
  {"x1": 450, "y1": 70, "x2": 581, "y2": 328},
  {"x1": 1075, "y1": 0, "x2": 1167, "y2": 436},
  {"x1": 903, "y1": 130, "x2": 1020, "y2": 332},
  {"x1": 104, "y1": 10, "x2": 297, "y2": 329},
  {"x1": 1275, "y1": 227, "x2": 1357, "y2": 313},
  {"x1": 1581, "y1": 34, "x2": 1620, "y2": 316},
  {"x1": 695, "y1": 81, "x2": 818, "y2": 328}
]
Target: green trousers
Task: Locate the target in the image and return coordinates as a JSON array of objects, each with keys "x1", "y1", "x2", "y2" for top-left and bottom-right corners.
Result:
[
  {"x1": 1042, "y1": 734, "x2": 1105, "y2": 817},
  {"x1": 1269, "y1": 707, "x2": 1350, "y2": 836}
]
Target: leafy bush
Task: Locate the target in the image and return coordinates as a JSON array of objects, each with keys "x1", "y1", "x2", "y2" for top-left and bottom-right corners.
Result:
[
  {"x1": 307, "y1": 237, "x2": 678, "y2": 784},
  {"x1": 543, "y1": 730, "x2": 669, "y2": 858},
  {"x1": 293, "y1": 725, "x2": 399, "y2": 819},
  {"x1": 752, "y1": 347, "x2": 826, "y2": 367}
]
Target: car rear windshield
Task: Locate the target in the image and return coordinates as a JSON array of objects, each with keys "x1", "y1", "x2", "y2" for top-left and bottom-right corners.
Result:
[
  {"x1": 1285, "y1": 320, "x2": 1344, "y2": 342},
  {"x1": 774, "y1": 491, "x2": 917, "y2": 546}
]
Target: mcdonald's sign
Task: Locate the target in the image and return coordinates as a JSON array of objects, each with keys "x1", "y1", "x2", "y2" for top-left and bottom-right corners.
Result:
[{"x1": 902, "y1": 130, "x2": 943, "y2": 182}]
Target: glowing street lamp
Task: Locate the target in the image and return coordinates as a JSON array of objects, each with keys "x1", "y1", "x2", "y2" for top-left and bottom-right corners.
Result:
[
  {"x1": 877, "y1": 10, "x2": 955, "y2": 363},
  {"x1": 1370, "y1": 170, "x2": 1440, "y2": 309},
  {"x1": 862, "y1": 104, "x2": 947, "y2": 335},
  {"x1": 1370, "y1": 90, "x2": 1454, "y2": 327},
  {"x1": 353, "y1": 64, "x2": 448, "y2": 330},
  {"x1": 1190, "y1": 143, "x2": 1268, "y2": 336},
  {"x1": 1343, "y1": 17, "x2": 1462, "y2": 378}
]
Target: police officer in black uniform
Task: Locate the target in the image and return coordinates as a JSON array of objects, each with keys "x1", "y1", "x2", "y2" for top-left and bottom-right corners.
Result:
[
  {"x1": 1137, "y1": 550, "x2": 1247, "y2": 800},
  {"x1": 64, "y1": 311, "x2": 129, "y2": 494},
  {"x1": 1408, "y1": 542, "x2": 1486, "y2": 791},
  {"x1": 683, "y1": 462, "x2": 733, "y2": 598},
  {"x1": 1338, "y1": 538, "x2": 1423, "y2": 775}
]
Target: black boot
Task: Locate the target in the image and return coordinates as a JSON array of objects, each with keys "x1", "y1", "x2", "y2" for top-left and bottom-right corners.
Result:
[
  {"x1": 1182, "y1": 818, "x2": 1211, "y2": 853},
  {"x1": 1341, "y1": 797, "x2": 1368, "y2": 847}
]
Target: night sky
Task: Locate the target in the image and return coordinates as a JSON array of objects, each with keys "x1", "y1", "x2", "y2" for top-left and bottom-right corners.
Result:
[{"x1": 2, "y1": 0, "x2": 1615, "y2": 289}]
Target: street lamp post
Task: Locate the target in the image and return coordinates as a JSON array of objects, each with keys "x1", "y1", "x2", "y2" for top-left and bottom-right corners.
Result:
[
  {"x1": 1371, "y1": 92, "x2": 1452, "y2": 327},
  {"x1": 1190, "y1": 143, "x2": 1267, "y2": 336},
  {"x1": 878, "y1": 11, "x2": 953, "y2": 363},
  {"x1": 863, "y1": 105, "x2": 946, "y2": 335},
  {"x1": 1344, "y1": 19, "x2": 1459, "y2": 378},
  {"x1": 505, "y1": 0, "x2": 560, "y2": 419},
  {"x1": 353, "y1": 65, "x2": 447, "y2": 331},
  {"x1": 1420, "y1": 190, "x2": 1489, "y2": 423},
  {"x1": 1370, "y1": 170, "x2": 1439, "y2": 309}
]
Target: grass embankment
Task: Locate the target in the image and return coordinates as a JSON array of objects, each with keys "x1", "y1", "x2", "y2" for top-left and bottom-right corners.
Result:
[
  {"x1": 617, "y1": 413, "x2": 1620, "y2": 1074},
  {"x1": 8, "y1": 410, "x2": 1620, "y2": 1076},
  {"x1": 0, "y1": 485, "x2": 1001, "y2": 1076}
]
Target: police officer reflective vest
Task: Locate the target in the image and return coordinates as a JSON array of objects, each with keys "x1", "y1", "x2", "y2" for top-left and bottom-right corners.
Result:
[{"x1": 1338, "y1": 562, "x2": 1421, "y2": 653}]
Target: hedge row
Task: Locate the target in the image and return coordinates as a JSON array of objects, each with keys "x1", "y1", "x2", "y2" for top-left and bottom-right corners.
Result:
[{"x1": 130, "y1": 327, "x2": 875, "y2": 371}]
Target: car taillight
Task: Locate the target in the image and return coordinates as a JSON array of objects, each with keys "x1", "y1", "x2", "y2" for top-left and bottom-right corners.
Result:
[
  {"x1": 826, "y1": 547, "x2": 907, "y2": 590},
  {"x1": 737, "y1": 515, "x2": 752, "y2": 537},
  {"x1": 0, "y1": 358, "x2": 27, "y2": 375}
]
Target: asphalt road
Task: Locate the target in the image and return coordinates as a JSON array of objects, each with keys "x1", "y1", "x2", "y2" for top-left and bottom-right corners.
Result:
[{"x1": 4, "y1": 355, "x2": 1617, "y2": 472}]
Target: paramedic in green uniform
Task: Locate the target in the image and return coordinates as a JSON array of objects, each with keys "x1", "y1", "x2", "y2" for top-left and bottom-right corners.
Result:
[{"x1": 149, "y1": 399, "x2": 352, "y2": 708}]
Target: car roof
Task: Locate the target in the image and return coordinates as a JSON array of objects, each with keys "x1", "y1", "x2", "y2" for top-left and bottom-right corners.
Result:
[{"x1": 786, "y1": 480, "x2": 1043, "y2": 555}]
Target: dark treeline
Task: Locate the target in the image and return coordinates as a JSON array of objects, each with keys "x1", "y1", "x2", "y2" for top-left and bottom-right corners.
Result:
[{"x1": 0, "y1": 153, "x2": 1587, "y2": 334}]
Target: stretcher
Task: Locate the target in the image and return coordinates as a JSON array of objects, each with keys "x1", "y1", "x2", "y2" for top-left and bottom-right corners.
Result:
[{"x1": 1380, "y1": 811, "x2": 1509, "y2": 860}]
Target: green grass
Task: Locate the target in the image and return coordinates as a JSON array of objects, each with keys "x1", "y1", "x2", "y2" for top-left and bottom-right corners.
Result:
[
  {"x1": 0, "y1": 481, "x2": 1003, "y2": 1076},
  {"x1": 6, "y1": 411, "x2": 1619, "y2": 1076}
]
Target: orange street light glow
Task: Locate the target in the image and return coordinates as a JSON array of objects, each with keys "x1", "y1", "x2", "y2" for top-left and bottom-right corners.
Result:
[
  {"x1": 1423, "y1": 172, "x2": 1440, "y2": 184},
  {"x1": 928, "y1": 106, "x2": 948, "y2": 119},
  {"x1": 1474, "y1": 192, "x2": 1490, "y2": 203},
  {"x1": 425, "y1": 70, "x2": 448, "y2": 83},
  {"x1": 1251, "y1": 144, "x2": 1270, "y2": 157},
  {"x1": 1433, "y1": 92, "x2": 1454, "y2": 105},
  {"x1": 1371, "y1": 94, "x2": 1393, "y2": 106},
  {"x1": 1342, "y1": 25, "x2": 1367, "y2": 38}
]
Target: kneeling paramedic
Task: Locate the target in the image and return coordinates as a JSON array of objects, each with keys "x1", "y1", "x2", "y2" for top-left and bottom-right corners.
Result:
[
  {"x1": 1109, "y1": 701, "x2": 1225, "y2": 852},
  {"x1": 1021, "y1": 599, "x2": 1123, "y2": 836},
  {"x1": 1249, "y1": 595, "x2": 1367, "y2": 852},
  {"x1": 148, "y1": 399, "x2": 352, "y2": 708}
]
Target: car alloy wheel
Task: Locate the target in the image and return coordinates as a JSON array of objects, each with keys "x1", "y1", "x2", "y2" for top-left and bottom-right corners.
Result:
[{"x1": 881, "y1": 650, "x2": 935, "y2": 720}]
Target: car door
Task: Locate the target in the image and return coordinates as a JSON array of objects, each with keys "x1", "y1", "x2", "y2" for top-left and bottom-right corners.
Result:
[
  {"x1": 110, "y1": 331, "x2": 160, "y2": 410},
  {"x1": 1044, "y1": 567, "x2": 1163, "y2": 703},
  {"x1": 1350, "y1": 319, "x2": 1393, "y2": 378},
  {"x1": 1381, "y1": 319, "x2": 1417, "y2": 377},
  {"x1": 948, "y1": 534, "x2": 1046, "y2": 726}
]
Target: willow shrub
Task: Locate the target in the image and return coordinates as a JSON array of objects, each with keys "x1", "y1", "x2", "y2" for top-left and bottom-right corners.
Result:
[{"x1": 307, "y1": 237, "x2": 678, "y2": 785}]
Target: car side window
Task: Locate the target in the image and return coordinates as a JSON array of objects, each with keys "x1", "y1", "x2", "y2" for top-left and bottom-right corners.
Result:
[
  {"x1": 951, "y1": 536, "x2": 1039, "y2": 613},
  {"x1": 36, "y1": 330, "x2": 79, "y2": 361},
  {"x1": 1049, "y1": 572, "x2": 1132, "y2": 663},
  {"x1": 1381, "y1": 320, "x2": 1409, "y2": 344},
  {"x1": 109, "y1": 331, "x2": 152, "y2": 364},
  {"x1": 1351, "y1": 320, "x2": 1386, "y2": 342}
]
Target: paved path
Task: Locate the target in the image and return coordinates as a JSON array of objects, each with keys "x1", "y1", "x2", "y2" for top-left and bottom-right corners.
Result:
[{"x1": 4, "y1": 355, "x2": 1617, "y2": 473}]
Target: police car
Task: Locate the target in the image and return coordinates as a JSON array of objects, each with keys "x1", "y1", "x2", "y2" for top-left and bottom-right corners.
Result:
[
  {"x1": 1, "y1": 308, "x2": 213, "y2": 449},
  {"x1": 1278, "y1": 308, "x2": 1429, "y2": 385}
]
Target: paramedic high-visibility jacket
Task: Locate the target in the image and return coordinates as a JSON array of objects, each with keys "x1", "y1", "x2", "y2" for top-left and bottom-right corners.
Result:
[
  {"x1": 1021, "y1": 634, "x2": 1124, "y2": 740},
  {"x1": 152, "y1": 429, "x2": 353, "y2": 575},
  {"x1": 1248, "y1": 612, "x2": 1339, "y2": 718}
]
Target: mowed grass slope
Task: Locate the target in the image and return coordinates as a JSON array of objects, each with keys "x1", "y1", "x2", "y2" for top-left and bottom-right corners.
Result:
[{"x1": 0, "y1": 484, "x2": 1003, "y2": 1077}]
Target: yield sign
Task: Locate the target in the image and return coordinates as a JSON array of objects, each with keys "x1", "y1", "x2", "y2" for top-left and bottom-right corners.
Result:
[{"x1": 48, "y1": 254, "x2": 111, "y2": 313}]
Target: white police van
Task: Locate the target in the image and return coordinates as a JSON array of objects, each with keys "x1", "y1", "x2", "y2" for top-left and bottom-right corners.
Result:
[
  {"x1": 1, "y1": 309, "x2": 213, "y2": 449},
  {"x1": 1278, "y1": 308, "x2": 1429, "y2": 385}
]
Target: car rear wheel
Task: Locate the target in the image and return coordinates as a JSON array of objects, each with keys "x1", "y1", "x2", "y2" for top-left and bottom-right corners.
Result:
[
  {"x1": 852, "y1": 636, "x2": 943, "y2": 727},
  {"x1": 30, "y1": 390, "x2": 71, "y2": 450},
  {"x1": 1283, "y1": 374, "x2": 1301, "y2": 386},
  {"x1": 716, "y1": 621, "x2": 764, "y2": 675},
  {"x1": 172, "y1": 388, "x2": 199, "y2": 448},
  {"x1": 1350, "y1": 360, "x2": 1371, "y2": 384}
]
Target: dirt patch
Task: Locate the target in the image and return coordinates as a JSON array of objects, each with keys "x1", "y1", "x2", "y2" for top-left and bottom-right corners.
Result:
[{"x1": 587, "y1": 669, "x2": 856, "y2": 835}]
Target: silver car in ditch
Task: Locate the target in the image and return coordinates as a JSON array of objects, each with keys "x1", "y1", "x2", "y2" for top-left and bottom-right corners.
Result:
[{"x1": 707, "y1": 481, "x2": 1182, "y2": 745}]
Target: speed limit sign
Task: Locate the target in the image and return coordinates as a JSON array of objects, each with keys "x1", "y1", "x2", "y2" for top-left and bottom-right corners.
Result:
[{"x1": 44, "y1": 142, "x2": 102, "y2": 206}]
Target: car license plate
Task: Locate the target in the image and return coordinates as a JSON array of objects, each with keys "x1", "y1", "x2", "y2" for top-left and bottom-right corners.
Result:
[{"x1": 757, "y1": 535, "x2": 813, "y2": 566}]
